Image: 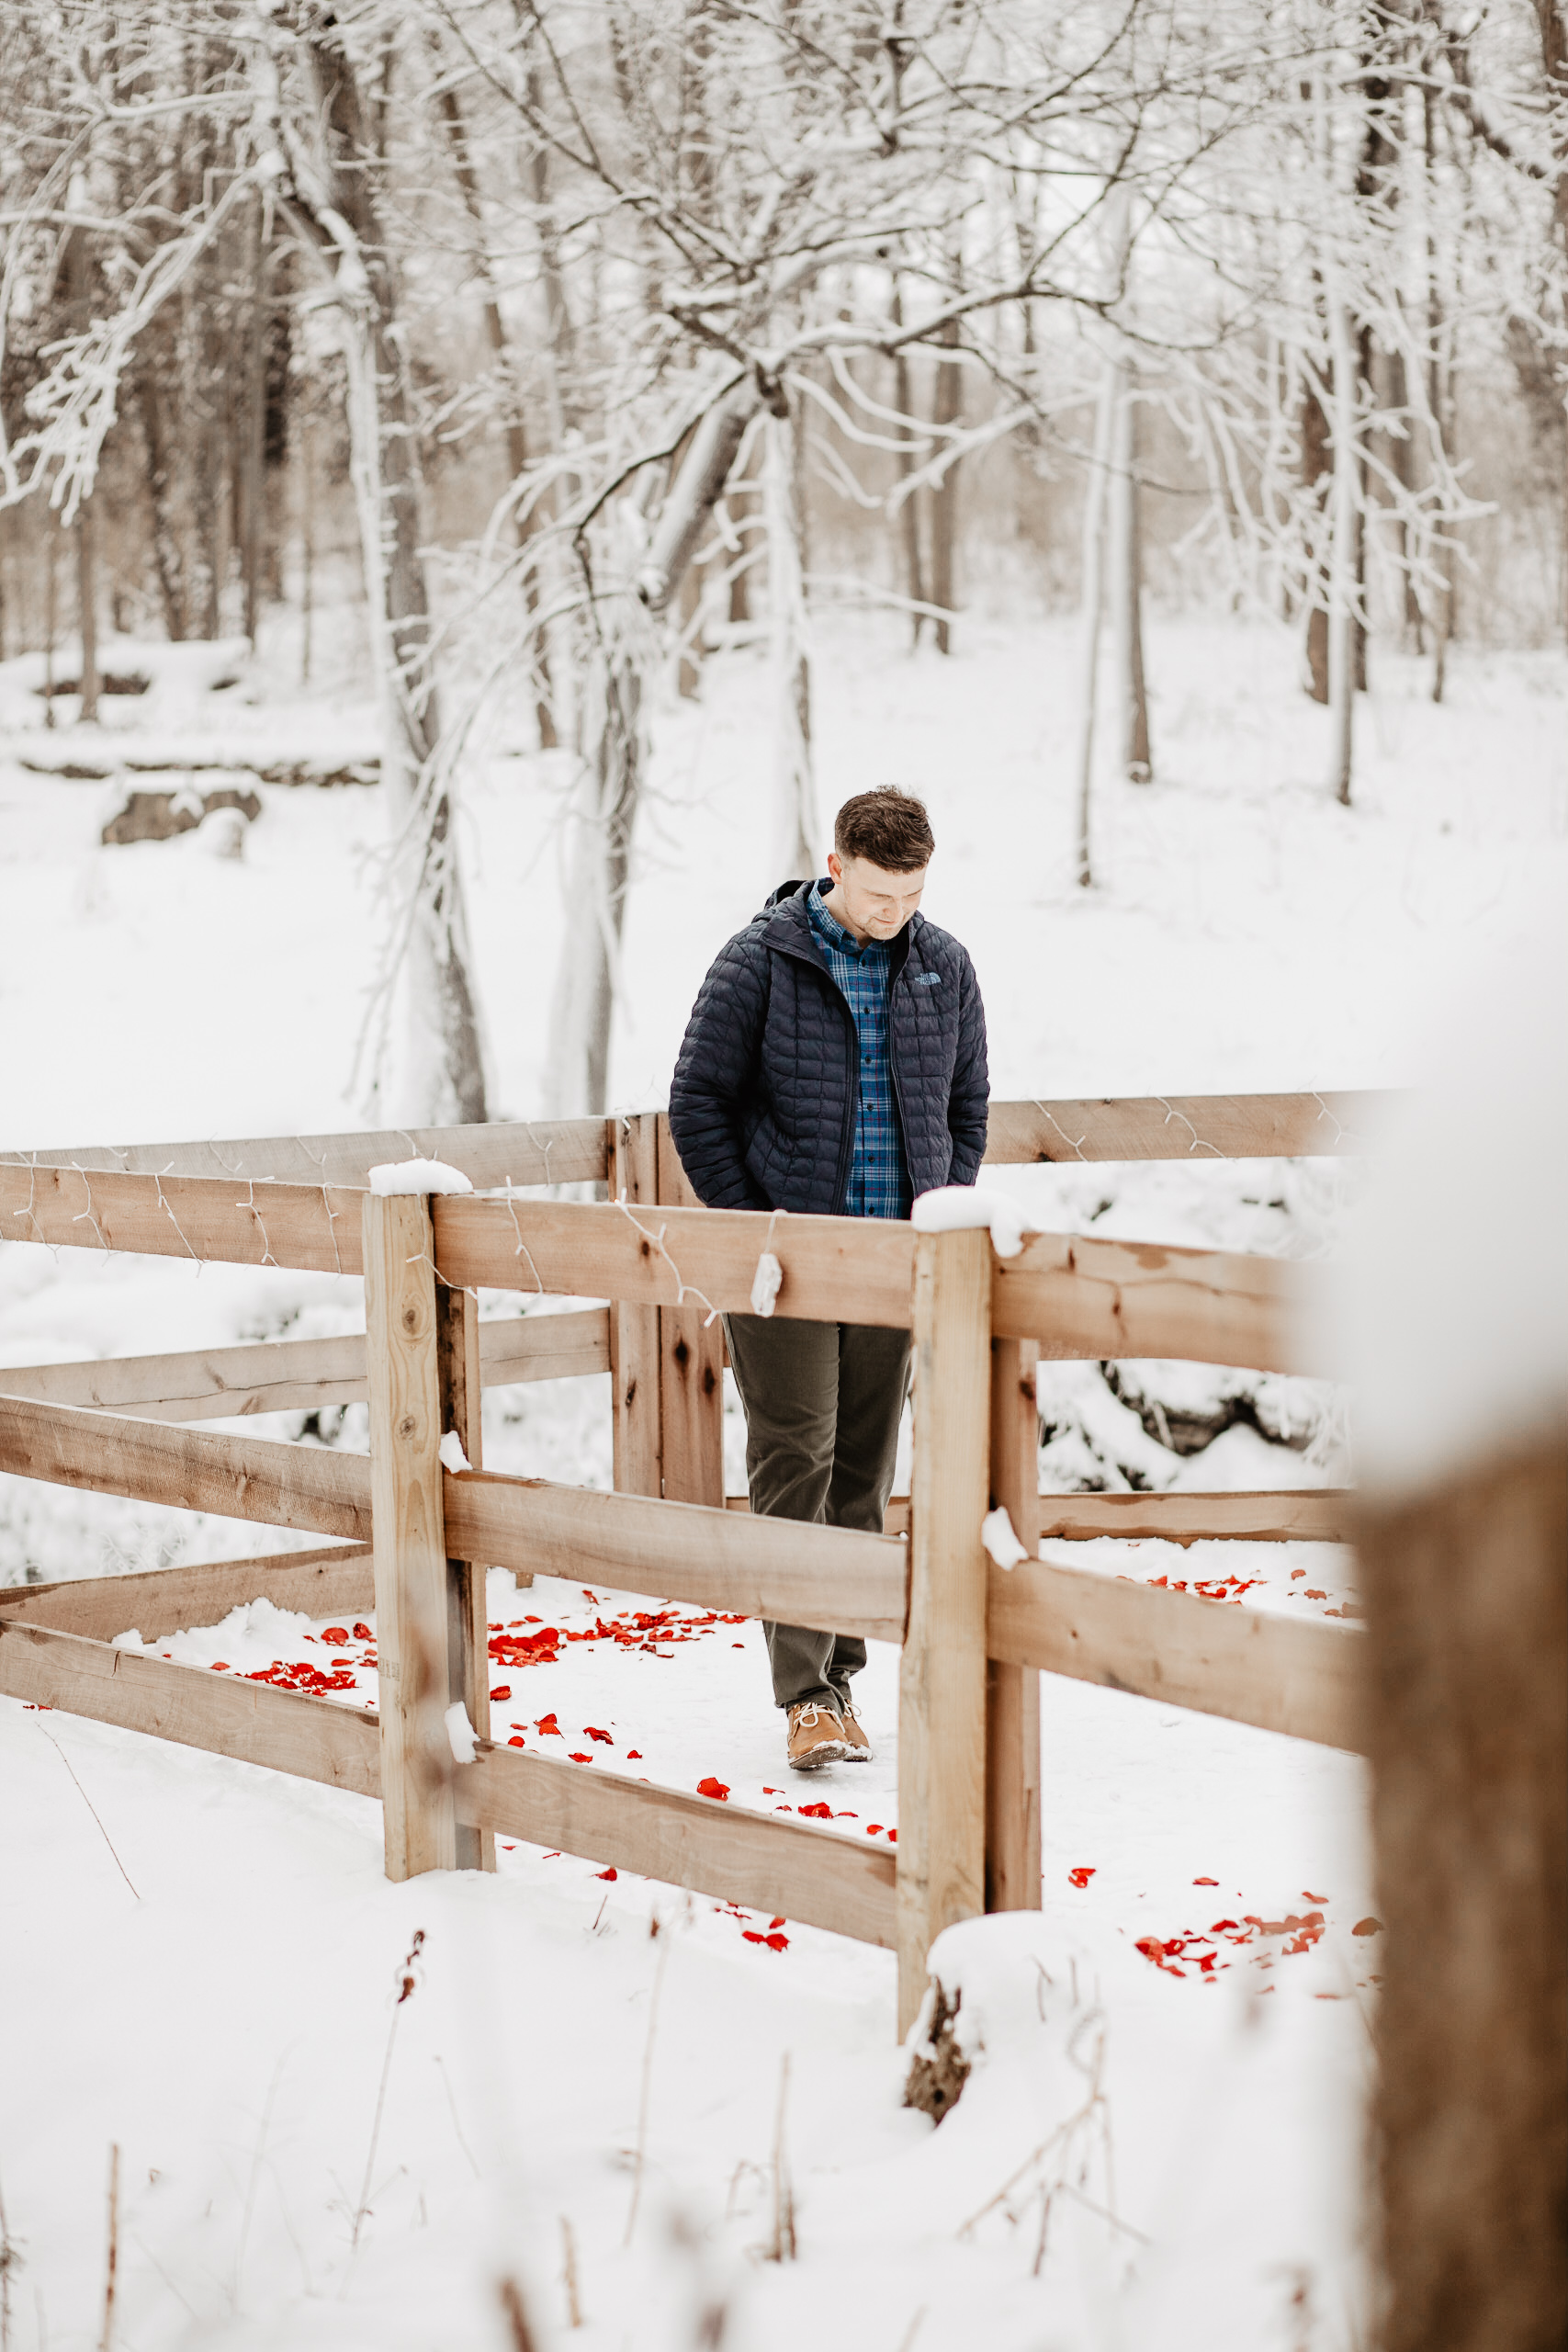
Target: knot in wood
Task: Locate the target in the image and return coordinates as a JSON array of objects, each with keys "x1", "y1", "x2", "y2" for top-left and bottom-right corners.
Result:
[
  {"x1": 673, "y1": 1337, "x2": 691, "y2": 1369},
  {"x1": 398, "y1": 1413, "x2": 416, "y2": 1439},
  {"x1": 401, "y1": 1305, "x2": 419, "y2": 1333}
]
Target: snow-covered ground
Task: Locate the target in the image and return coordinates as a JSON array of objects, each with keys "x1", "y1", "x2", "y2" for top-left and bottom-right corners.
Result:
[{"x1": 2, "y1": 605, "x2": 1563, "y2": 2347}]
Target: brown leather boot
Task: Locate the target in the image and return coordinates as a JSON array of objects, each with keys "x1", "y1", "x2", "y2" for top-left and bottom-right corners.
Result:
[
  {"x1": 786, "y1": 1701, "x2": 850, "y2": 1770},
  {"x1": 837, "y1": 1704, "x2": 873, "y2": 1761}
]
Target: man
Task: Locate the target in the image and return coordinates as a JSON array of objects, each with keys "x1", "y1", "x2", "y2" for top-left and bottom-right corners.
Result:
[{"x1": 668, "y1": 786, "x2": 989, "y2": 1770}]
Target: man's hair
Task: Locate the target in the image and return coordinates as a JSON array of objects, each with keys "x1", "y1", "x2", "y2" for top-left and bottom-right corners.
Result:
[{"x1": 832, "y1": 786, "x2": 935, "y2": 873}]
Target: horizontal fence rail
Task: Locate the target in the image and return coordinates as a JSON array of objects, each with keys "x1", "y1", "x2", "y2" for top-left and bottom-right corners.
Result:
[
  {"x1": 0, "y1": 1309, "x2": 610, "y2": 1423},
  {"x1": 987, "y1": 1558, "x2": 1361, "y2": 1752},
  {"x1": 0, "y1": 1545, "x2": 373, "y2": 1641},
  {"x1": 5, "y1": 1091, "x2": 1391, "y2": 1189},
  {"x1": 983, "y1": 1091, "x2": 1389, "y2": 1164},
  {"x1": 0, "y1": 1617, "x2": 895, "y2": 1946},
  {"x1": 0, "y1": 1173, "x2": 1320, "y2": 1377},
  {"x1": 727, "y1": 1490, "x2": 1355, "y2": 1545},
  {"x1": 0, "y1": 1117, "x2": 609, "y2": 1191}
]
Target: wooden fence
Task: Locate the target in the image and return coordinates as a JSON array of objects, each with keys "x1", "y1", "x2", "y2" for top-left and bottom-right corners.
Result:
[{"x1": 0, "y1": 1095, "x2": 1371, "y2": 2032}]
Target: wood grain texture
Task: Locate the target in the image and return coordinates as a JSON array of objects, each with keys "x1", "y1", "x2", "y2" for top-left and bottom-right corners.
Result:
[
  {"x1": 6, "y1": 1115, "x2": 608, "y2": 1189},
  {"x1": 0, "y1": 1616, "x2": 381, "y2": 1797},
  {"x1": 0, "y1": 1162, "x2": 365, "y2": 1273},
  {"x1": 987, "y1": 1557, "x2": 1363, "y2": 1750},
  {"x1": 457, "y1": 1744, "x2": 897, "y2": 1947},
  {"x1": 1037, "y1": 1489, "x2": 1355, "y2": 1544},
  {"x1": 983, "y1": 1091, "x2": 1393, "y2": 1164},
  {"x1": 987, "y1": 1339, "x2": 1042, "y2": 1915},
  {"x1": 0, "y1": 1312, "x2": 610, "y2": 1425},
  {"x1": 0, "y1": 1544, "x2": 373, "y2": 1640},
  {"x1": 655, "y1": 1121, "x2": 725, "y2": 1506},
  {"x1": 362, "y1": 1193, "x2": 457, "y2": 1881},
  {"x1": 438, "y1": 1280, "x2": 494, "y2": 1870},
  {"x1": 0, "y1": 1391, "x2": 372, "y2": 1538},
  {"x1": 434, "y1": 1194, "x2": 918, "y2": 1326},
  {"x1": 898, "y1": 1228, "x2": 993, "y2": 2037},
  {"x1": 444, "y1": 1471, "x2": 908, "y2": 1641},
  {"x1": 608, "y1": 1115, "x2": 662, "y2": 1497},
  {"x1": 992, "y1": 1229, "x2": 1315, "y2": 1373}
]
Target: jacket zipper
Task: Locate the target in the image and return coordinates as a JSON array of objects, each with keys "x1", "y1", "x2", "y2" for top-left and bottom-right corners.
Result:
[{"x1": 770, "y1": 935, "x2": 858, "y2": 1212}]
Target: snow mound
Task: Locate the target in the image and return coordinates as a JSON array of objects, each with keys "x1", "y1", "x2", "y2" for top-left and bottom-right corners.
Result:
[
  {"x1": 367, "y1": 1159, "x2": 474, "y2": 1196},
  {"x1": 1327, "y1": 887, "x2": 1568, "y2": 1495},
  {"x1": 911, "y1": 1184, "x2": 1037, "y2": 1258}
]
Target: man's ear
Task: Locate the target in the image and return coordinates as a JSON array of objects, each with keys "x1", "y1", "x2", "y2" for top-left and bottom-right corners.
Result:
[{"x1": 826, "y1": 851, "x2": 843, "y2": 885}]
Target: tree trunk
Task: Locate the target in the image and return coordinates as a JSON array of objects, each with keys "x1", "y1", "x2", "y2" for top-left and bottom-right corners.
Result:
[
  {"x1": 1424, "y1": 86, "x2": 1453, "y2": 705},
  {"x1": 74, "y1": 505, "x2": 99, "y2": 724},
  {"x1": 1302, "y1": 361, "x2": 1332, "y2": 705},
  {"x1": 1356, "y1": 1433, "x2": 1567, "y2": 2352},
  {"x1": 930, "y1": 314, "x2": 962, "y2": 655},
  {"x1": 544, "y1": 631, "x2": 643, "y2": 1116},
  {"x1": 1072, "y1": 355, "x2": 1117, "y2": 890},
  {"x1": 434, "y1": 69, "x2": 556, "y2": 750},
  {"x1": 64, "y1": 222, "x2": 99, "y2": 719},
  {"x1": 889, "y1": 282, "x2": 927, "y2": 644},
  {"x1": 130, "y1": 362, "x2": 187, "y2": 641},
  {"x1": 765, "y1": 406, "x2": 818, "y2": 880},
  {"x1": 291, "y1": 23, "x2": 487, "y2": 1125},
  {"x1": 1325, "y1": 266, "x2": 1358, "y2": 805},
  {"x1": 1109, "y1": 369, "x2": 1152, "y2": 783},
  {"x1": 241, "y1": 195, "x2": 266, "y2": 649}
]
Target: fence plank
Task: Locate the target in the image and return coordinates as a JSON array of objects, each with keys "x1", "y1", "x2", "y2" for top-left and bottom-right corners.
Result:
[
  {"x1": 434, "y1": 1195, "x2": 917, "y2": 1327},
  {"x1": 443, "y1": 1471, "x2": 907, "y2": 1641},
  {"x1": 0, "y1": 1162, "x2": 365, "y2": 1274},
  {"x1": 459, "y1": 1744, "x2": 897, "y2": 1947},
  {"x1": 0, "y1": 1312, "x2": 610, "y2": 1425},
  {"x1": 0, "y1": 1615, "x2": 381, "y2": 1796},
  {"x1": 987, "y1": 1558, "x2": 1362, "y2": 1750},
  {"x1": 992, "y1": 1230, "x2": 1313, "y2": 1374},
  {"x1": 655, "y1": 1121, "x2": 725, "y2": 1506},
  {"x1": 0, "y1": 1392, "x2": 371, "y2": 1538},
  {"x1": 1038, "y1": 1490, "x2": 1354, "y2": 1544},
  {"x1": 608, "y1": 1116, "x2": 663, "y2": 1497},
  {"x1": 986, "y1": 1339, "x2": 1042, "y2": 1915},
  {"x1": 438, "y1": 1279, "x2": 495, "y2": 1870},
  {"x1": 898, "y1": 1228, "x2": 993, "y2": 2036},
  {"x1": 363, "y1": 1193, "x2": 457, "y2": 1881},
  {"x1": 983, "y1": 1091, "x2": 1391, "y2": 1164},
  {"x1": 0, "y1": 1544, "x2": 373, "y2": 1640},
  {"x1": 5, "y1": 1116, "x2": 608, "y2": 1190}
]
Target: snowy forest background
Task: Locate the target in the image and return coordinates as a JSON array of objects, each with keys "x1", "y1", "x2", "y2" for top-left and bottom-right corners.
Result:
[{"x1": 2, "y1": 0, "x2": 1565, "y2": 1136}]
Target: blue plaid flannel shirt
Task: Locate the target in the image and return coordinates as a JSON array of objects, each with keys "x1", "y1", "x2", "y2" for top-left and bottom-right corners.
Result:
[{"x1": 807, "y1": 881, "x2": 913, "y2": 1220}]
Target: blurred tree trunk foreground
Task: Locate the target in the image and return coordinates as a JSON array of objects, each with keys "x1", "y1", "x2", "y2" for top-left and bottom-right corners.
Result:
[{"x1": 1358, "y1": 1433, "x2": 1566, "y2": 2352}]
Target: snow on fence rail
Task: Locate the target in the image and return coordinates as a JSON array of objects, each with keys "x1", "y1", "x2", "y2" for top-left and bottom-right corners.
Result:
[{"x1": 0, "y1": 1098, "x2": 1373, "y2": 2031}]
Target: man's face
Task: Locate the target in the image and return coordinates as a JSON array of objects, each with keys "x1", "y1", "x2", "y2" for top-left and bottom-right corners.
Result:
[{"x1": 827, "y1": 852, "x2": 928, "y2": 941}]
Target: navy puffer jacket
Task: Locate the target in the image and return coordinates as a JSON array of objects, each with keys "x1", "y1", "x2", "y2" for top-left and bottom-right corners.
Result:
[{"x1": 668, "y1": 880, "x2": 989, "y2": 1216}]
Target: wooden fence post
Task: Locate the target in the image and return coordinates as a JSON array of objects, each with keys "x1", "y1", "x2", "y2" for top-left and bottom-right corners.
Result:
[
  {"x1": 655, "y1": 1115, "x2": 726, "y2": 1506},
  {"x1": 436, "y1": 1275, "x2": 495, "y2": 1871},
  {"x1": 987, "y1": 1337, "x2": 1042, "y2": 1911},
  {"x1": 609, "y1": 1114, "x2": 664, "y2": 1497},
  {"x1": 897, "y1": 1227, "x2": 993, "y2": 2036},
  {"x1": 363, "y1": 1191, "x2": 457, "y2": 1881}
]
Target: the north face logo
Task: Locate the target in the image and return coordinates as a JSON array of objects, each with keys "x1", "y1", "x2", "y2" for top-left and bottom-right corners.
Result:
[{"x1": 913, "y1": 971, "x2": 942, "y2": 986}]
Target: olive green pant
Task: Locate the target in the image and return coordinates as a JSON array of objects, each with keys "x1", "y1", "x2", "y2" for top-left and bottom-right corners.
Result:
[{"x1": 723, "y1": 1311, "x2": 912, "y2": 1713}]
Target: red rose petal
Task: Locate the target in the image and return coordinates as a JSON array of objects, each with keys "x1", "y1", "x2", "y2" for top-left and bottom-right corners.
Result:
[{"x1": 696, "y1": 1777, "x2": 730, "y2": 1802}]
